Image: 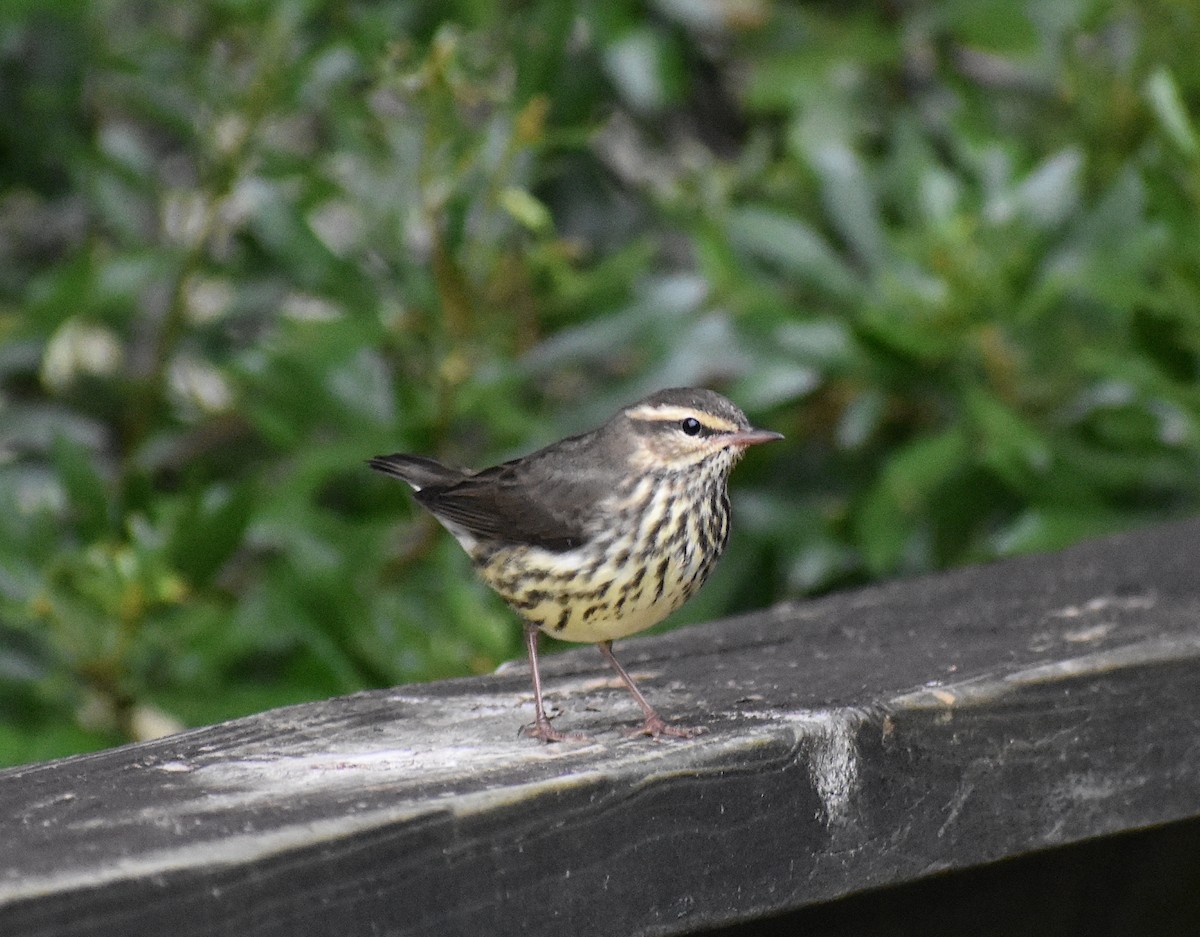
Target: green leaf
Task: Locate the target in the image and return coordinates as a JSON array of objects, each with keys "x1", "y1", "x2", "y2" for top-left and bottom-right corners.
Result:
[
  {"x1": 726, "y1": 205, "x2": 861, "y2": 298},
  {"x1": 602, "y1": 27, "x2": 680, "y2": 112},
  {"x1": 498, "y1": 186, "x2": 553, "y2": 233},
  {"x1": 854, "y1": 428, "x2": 969, "y2": 574},
  {"x1": 854, "y1": 305, "x2": 958, "y2": 365},
  {"x1": 809, "y1": 141, "x2": 889, "y2": 273},
  {"x1": 990, "y1": 508, "x2": 1128, "y2": 557},
  {"x1": 942, "y1": 0, "x2": 1038, "y2": 52},
  {"x1": 51, "y1": 435, "x2": 112, "y2": 540},
  {"x1": 0, "y1": 721, "x2": 118, "y2": 770},
  {"x1": 167, "y1": 483, "x2": 257, "y2": 588},
  {"x1": 966, "y1": 389, "x2": 1051, "y2": 491},
  {"x1": 1144, "y1": 68, "x2": 1198, "y2": 157},
  {"x1": 1011, "y1": 148, "x2": 1083, "y2": 229}
]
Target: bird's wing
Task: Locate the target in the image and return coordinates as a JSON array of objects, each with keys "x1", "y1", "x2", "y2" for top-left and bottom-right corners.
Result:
[{"x1": 415, "y1": 447, "x2": 609, "y2": 553}]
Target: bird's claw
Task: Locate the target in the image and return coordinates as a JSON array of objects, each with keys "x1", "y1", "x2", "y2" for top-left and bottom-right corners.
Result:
[
  {"x1": 520, "y1": 718, "x2": 591, "y2": 744},
  {"x1": 625, "y1": 715, "x2": 705, "y2": 739}
]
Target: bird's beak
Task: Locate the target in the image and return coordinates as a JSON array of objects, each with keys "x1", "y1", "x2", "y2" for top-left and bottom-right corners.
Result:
[{"x1": 724, "y1": 428, "x2": 784, "y2": 448}]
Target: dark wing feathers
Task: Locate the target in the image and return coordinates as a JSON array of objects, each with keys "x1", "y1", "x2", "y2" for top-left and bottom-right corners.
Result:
[
  {"x1": 371, "y1": 434, "x2": 617, "y2": 553},
  {"x1": 413, "y1": 451, "x2": 607, "y2": 552},
  {"x1": 367, "y1": 453, "x2": 467, "y2": 490}
]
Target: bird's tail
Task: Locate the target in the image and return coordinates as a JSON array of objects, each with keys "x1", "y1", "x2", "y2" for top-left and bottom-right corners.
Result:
[{"x1": 367, "y1": 453, "x2": 466, "y2": 491}]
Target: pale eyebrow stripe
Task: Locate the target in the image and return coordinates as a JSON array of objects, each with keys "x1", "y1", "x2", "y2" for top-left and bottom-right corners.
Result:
[{"x1": 624, "y1": 403, "x2": 739, "y2": 432}]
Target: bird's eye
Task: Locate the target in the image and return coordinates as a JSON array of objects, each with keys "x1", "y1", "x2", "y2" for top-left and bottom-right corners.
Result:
[{"x1": 680, "y1": 417, "x2": 702, "y2": 436}]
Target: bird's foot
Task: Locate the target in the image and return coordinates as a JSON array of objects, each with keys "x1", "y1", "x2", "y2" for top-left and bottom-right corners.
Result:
[
  {"x1": 625, "y1": 714, "x2": 705, "y2": 740},
  {"x1": 520, "y1": 717, "x2": 591, "y2": 744}
]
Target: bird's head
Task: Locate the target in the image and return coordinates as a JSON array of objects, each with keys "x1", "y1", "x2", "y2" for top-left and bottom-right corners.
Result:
[{"x1": 617, "y1": 387, "x2": 783, "y2": 475}]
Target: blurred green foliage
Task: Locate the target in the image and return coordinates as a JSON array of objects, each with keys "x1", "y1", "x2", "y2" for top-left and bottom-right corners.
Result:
[{"x1": 2, "y1": 0, "x2": 1199, "y2": 766}]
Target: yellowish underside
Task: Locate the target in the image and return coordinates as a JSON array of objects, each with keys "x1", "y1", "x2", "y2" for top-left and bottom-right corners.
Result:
[{"x1": 479, "y1": 477, "x2": 721, "y2": 643}]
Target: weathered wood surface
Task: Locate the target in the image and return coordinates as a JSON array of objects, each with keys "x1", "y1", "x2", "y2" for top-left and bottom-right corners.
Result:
[{"x1": 2, "y1": 519, "x2": 1200, "y2": 936}]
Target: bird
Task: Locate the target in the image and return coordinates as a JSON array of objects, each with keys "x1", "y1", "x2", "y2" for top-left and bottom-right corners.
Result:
[{"x1": 369, "y1": 387, "x2": 783, "y2": 742}]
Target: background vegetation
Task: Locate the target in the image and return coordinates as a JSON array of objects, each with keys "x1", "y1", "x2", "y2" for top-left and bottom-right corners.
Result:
[{"x1": 2, "y1": 0, "x2": 1199, "y2": 766}]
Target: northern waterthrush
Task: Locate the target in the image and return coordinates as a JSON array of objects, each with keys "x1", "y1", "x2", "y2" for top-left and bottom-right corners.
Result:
[{"x1": 369, "y1": 387, "x2": 782, "y2": 742}]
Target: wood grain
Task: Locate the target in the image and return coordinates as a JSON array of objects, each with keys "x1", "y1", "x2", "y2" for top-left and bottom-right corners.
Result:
[{"x1": 3, "y1": 519, "x2": 1200, "y2": 936}]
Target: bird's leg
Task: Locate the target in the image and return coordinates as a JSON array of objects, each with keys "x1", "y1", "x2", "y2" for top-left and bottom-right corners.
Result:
[
  {"x1": 597, "y1": 641, "x2": 703, "y2": 739},
  {"x1": 520, "y1": 623, "x2": 588, "y2": 743}
]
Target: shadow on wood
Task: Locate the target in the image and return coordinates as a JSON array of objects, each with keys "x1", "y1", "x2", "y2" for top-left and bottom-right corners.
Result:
[
  {"x1": 707, "y1": 814, "x2": 1200, "y2": 937},
  {"x1": 2, "y1": 519, "x2": 1200, "y2": 936}
]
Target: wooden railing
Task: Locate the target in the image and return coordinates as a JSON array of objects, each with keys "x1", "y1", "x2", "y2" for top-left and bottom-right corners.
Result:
[{"x1": 3, "y1": 519, "x2": 1200, "y2": 936}]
